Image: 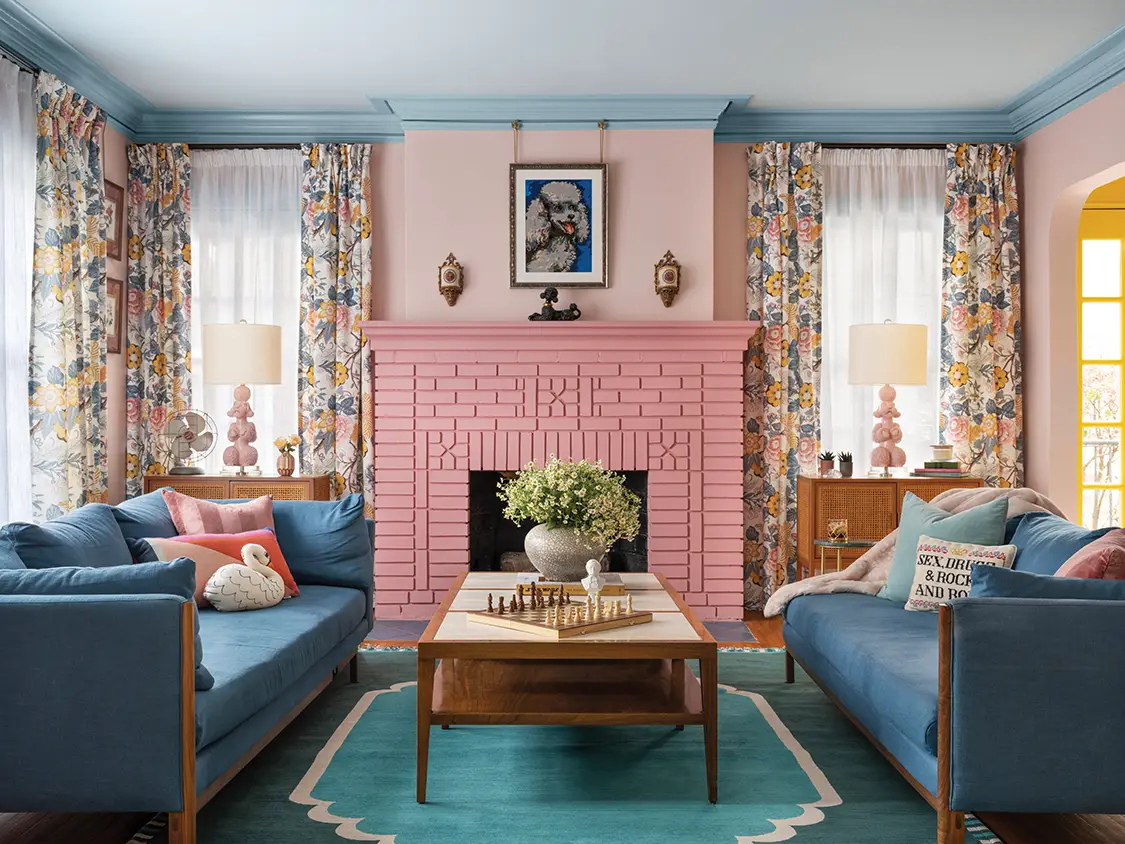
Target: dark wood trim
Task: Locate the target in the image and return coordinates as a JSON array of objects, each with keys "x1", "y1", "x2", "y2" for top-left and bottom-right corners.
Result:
[
  {"x1": 349, "y1": 653, "x2": 359, "y2": 684},
  {"x1": 197, "y1": 651, "x2": 354, "y2": 808},
  {"x1": 168, "y1": 602, "x2": 197, "y2": 844},
  {"x1": 788, "y1": 649, "x2": 940, "y2": 809},
  {"x1": 938, "y1": 605, "x2": 965, "y2": 844},
  {"x1": 785, "y1": 650, "x2": 795, "y2": 684}
]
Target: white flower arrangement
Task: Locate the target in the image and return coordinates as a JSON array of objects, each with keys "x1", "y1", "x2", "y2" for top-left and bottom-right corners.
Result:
[{"x1": 497, "y1": 456, "x2": 641, "y2": 549}]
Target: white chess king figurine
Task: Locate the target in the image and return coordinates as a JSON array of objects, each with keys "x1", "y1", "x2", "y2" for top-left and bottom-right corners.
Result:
[{"x1": 581, "y1": 558, "x2": 604, "y2": 600}]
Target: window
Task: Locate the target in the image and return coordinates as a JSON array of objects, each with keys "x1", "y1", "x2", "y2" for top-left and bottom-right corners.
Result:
[
  {"x1": 821, "y1": 149, "x2": 946, "y2": 471},
  {"x1": 189, "y1": 149, "x2": 302, "y2": 472},
  {"x1": 1078, "y1": 211, "x2": 1125, "y2": 528}
]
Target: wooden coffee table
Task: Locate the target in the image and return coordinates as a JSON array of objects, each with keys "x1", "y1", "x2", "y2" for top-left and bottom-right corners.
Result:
[{"x1": 417, "y1": 571, "x2": 718, "y2": 803}]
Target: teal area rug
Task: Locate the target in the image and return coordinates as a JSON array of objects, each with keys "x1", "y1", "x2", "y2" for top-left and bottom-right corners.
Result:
[{"x1": 131, "y1": 649, "x2": 998, "y2": 843}]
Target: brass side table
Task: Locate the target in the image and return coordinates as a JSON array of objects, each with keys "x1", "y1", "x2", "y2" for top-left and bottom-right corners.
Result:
[{"x1": 812, "y1": 539, "x2": 876, "y2": 576}]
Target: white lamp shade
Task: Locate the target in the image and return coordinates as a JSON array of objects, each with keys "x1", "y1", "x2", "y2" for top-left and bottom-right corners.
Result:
[
  {"x1": 848, "y1": 323, "x2": 928, "y2": 386},
  {"x1": 202, "y1": 323, "x2": 282, "y2": 385}
]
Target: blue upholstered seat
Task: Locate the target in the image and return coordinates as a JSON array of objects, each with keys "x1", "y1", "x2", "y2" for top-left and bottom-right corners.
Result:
[{"x1": 195, "y1": 585, "x2": 366, "y2": 749}]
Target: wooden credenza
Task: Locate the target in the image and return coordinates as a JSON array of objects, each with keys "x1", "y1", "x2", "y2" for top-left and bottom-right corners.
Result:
[
  {"x1": 143, "y1": 474, "x2": 331, "y2": 501},
  {"x1": 795, "y1": 475, "x2": 985, "y2": 580}
]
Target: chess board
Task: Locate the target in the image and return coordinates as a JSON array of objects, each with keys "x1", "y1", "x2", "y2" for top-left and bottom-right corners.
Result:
[
  {"x1": 515, "y1": 581, "x2": 626, "y2": 597},
  {"x1": 466, "y1": 597, "x2": 653, "y2": 640}
]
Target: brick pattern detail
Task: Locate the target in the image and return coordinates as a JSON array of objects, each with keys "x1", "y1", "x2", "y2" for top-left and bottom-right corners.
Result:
[{"x1": 363, "y1": 323, "x2": 755, "y2": 621}]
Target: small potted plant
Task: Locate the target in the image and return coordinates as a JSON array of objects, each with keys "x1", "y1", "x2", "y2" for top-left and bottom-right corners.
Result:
[
  {"x1": 838, "y1": 451, "x2": 853, "y2": 478},
  {"x1": 497, "y1": 456, "x2": 641, "y2": 581},
  {"x1": 273, "y1": 434, "x2": 300, "y2": 477},
  {"x1": 819, "y1": 451, "x2": 835, "y2": 477}
]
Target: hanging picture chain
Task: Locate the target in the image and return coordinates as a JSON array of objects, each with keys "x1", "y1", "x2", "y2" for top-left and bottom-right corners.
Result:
[
  {"x1": 598, "y1": 120, "x2": 607, "y2": 164},
  {"x1": 512, "y1": 120, "x2": 521, "y2": 163}
]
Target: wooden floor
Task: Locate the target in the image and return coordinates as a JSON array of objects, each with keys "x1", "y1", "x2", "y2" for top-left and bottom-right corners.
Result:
[{"x1": 2, "y1": 613, "x2": 1120, "y2": 844}]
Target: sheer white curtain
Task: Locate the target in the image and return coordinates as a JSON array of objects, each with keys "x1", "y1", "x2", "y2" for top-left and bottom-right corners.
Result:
[
  {"x1": 821, "y1": 148, "x2": 945, "y2": 472},
  {"x1": 0, "y1": 58, "x2": 36, "y2": 521},
  {"x1": 190, "y1": 149, "x2": 301, "y2": 472}
]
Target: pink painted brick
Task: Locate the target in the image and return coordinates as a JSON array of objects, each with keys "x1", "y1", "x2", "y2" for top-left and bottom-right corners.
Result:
[
  {"x1": 705, "y1": 591, "x2": 745, "y2": 607},
  {"x1": 377, "y1": 521, "x2": 414, "y2": 536},
  {"x1": 619, "y1": 390, "x2": 653, "y2": 404},
  {"x1": 578, "y1": 417, "x2": 621, "y2": 431},
  {"x1": 435, "y1": 405, "x2": 475, "y2": 418},
  {"x1": 476, "y1": 377, "x2": 518, "y2": 390},
  {"x1": 409, "y1": 590, "x2": 436, "y2": 603},
  {"x1": 429, "y1": 522, "x2": 468, "y2": 537},
  {"x1": 375, "y1": 442, "x2": 414, "y2": 457},
  {"x1": 642, "y1": 404, "x2": 677, "y2": 417},
  {"x1": 704, "y1": 538, "x2": 744, "y2": 553},
  {"x1": 621, "y1": 417, "x2": 662, "y2": 431},
  {"x1": 374, "y1": 430, "x2": 414, "y2": 444},
  {"x1": 393, "y1": 351, "x2": 437, "y2": 363},
  {"x1": 704, "y1": 403, "x2": 744, "y2": 417},
  {"x1": 476, "y1": 405, "x2": 518, "y2": 418},
  {"x1": 498, "y1": 364, "x2": 539, "y2": 376},
  {"x1": 374, "y1": 363, "x2": 415, "y2": 376},
  {"x1": 375, "y1": 404, "x2": 415, "y2": 418},
  {"x1": 649, "y1": 536, "x2": 690, "y2": 552},
  {"x1": 597, "y1": 350, "x2": 645, "y2": 362},
  {"x1": 662, "y1": 363, "x2": 703, "y2": 376},
  {"x1": 374, "y1": 508, "x2": 415, "y2": 522},
  {"x1": 703, "y1": 483, "x2": 744, "y2": 498},
  {"x1": 645, "y1": 376, "x2": 683, "y2": 389},
  {"x1": 580, "y1": 364, "x2": 621, "y2": 376},
  {"x1": 621, "y1": 363, "x2": 661, "y2": 376},
  {"x1": 661, "y1": 417, "x2": 704, "y2": 430},
  {"x1": 376, "y1": 377, "x2": 415, "y2": 391},
  {"x1": 375, "y1": 576, "x2": 417, "y2": 591},
  {"x1": 470, "y1": 350, "x2": 520, "y2": 363},
  {"x1": 458, "y1": 364, "x2": 498, "y2": 377},
  {"x1": 371, "y1": 417, "x2": 414, "y2": 431},
  {"x1": 599, "y1": 377, "x2": 641, "y2": 390},
  {"x1": 455, "y1": 418, "x2": 499, "y2": 431},
  {"x1": 415, "y1": 364, "x2": 457, "y2": 377},
  {"x1": 374, "y1": 495, "x2": 416, "y2": 510},
  {"x1": 462, "y1": 390, "x2": 497, "y2": 404},
  {"x1": 374, "y1": 548, "x2": 414, "y2": 564},
  {"x1": 429, "y1": 496, "x2": 468, "y2": 510},
  {"x1": 517, "y1": 350, "x2": 559, "y2": 363},
  {"x1": 376, "y1": 482, "x2": 414, "y2": 496},
  {"x1": 538, "y1": 364, "x2": 579, "y2": 376},
  {"x1": 496, "y1": 391, "x2": 525, "y2": 404},
  {"x1": 703, "y1": 523, "x2": 744, "y2": 540},
  {"x1": 723, "y1": 350, "x2": 748, "y2": 362},
  {"x1": 436, "y1": 377, "x2": 476, "y2": 390},
  {"x1": 703, "y1": 457, "x2": 741, "y2": 472},
  {"x1": 706, "y1": 362, "x2": 745, "y2": 375},
  {"x1": 430, "y1": 535, "x2": 468, "y2": 551},
  {"x1": 592, "y1": 390, "x2": 619, "y2": 403},
  {"x1": 662, "y1": 390, "x2": 703, "y2": 403},
  {"x1": 375, "y1": 561, "x2": 415, "y2": 575},
  {"x1": 703, "y1": 429, "x2": 743, "y2": 443},
  {"x1": 429, "y1": 510, "x2": 469, "y2": 524}
]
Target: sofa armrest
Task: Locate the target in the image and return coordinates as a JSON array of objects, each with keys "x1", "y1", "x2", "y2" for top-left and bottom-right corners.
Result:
[
  {"x1": 946, "y1": 597, "x2": 1125, "y2": 813},
  {"x1": 0, "y1": 594, "x2": 190, "y2": 812}
]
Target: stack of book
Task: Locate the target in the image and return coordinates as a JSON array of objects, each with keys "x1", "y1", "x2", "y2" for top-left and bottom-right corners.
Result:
[{"x1": 911, "y1": 461, "x2": 968, "y2": 478}]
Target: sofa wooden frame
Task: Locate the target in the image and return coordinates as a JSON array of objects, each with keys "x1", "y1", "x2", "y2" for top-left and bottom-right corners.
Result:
[
  {"x1": 784, "y1": 603, "x2": 964, "y2": 844},
  {"x1": 168, "y1": 602, "x2": 360, "y2": 844}
]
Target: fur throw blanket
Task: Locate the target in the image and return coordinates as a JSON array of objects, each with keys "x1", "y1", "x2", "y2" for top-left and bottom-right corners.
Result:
[{"x1": 763, "y1": 487, "x2": 1066, "y2": 618}]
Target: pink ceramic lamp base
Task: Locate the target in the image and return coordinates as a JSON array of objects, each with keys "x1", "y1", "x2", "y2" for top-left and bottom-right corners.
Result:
[
  {"x1": 870, "y1": 384, "x2": 906, "y2": 477},
  {"x1": 222, "y1": 384, "x2": 260, "y2": 475}
]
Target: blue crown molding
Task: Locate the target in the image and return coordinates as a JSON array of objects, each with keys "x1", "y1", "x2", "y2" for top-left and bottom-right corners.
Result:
[
  {"x1": 132, "y1": 110, "x2": 404, "y2": 144},
  {"x1": 714, "y1": 107, "x2": 1015, "y2": 144},
  {"x1": 2, "y1": 0, "x2": 1124, "y2": 146},
  {"x1": 377, "y1": 94, "x2": 748, "y2": 130},
  {"x1": 0, "y1": 0, "x2": 150, "y2": 135},
  {"x1": 1007, "y1": 24, "x2": 1125, "y2": 139}
]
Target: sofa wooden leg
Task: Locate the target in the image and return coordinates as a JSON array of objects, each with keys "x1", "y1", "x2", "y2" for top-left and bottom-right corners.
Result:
[
  {"x1": 937, "y1": 809, "x2": 964, "y2": 844},
  {"x1": 785, "y1": 651, "x2": 795, "y2": 684},
  {"x1": 168, "y1": 810, "x2": 196, "y2": 844},
  {"x1": 349, "y1": 652, "x2": 359, "y2": 684}
]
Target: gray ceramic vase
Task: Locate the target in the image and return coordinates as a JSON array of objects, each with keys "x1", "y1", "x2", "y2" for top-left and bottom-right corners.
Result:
[{"x1": 523, "y1": 524, "x2": 604, "y2": 581}]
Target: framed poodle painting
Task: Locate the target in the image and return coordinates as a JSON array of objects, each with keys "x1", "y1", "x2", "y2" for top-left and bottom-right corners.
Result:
[{"x1": 510, "y1": 163, "x2": 607, "y2": 288}]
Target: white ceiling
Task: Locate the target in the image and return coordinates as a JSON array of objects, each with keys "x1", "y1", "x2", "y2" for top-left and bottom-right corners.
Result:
[{"x1": 17, "y1": 0, "x2": 1125, "y2": 111}]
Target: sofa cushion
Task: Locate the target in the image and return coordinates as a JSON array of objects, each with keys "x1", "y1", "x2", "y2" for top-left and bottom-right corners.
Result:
[
  {"x1": 0, "y1": 504, "x2": 133, "y2": 570},
  {"x1": 971, "y1": 565, "x2": 1125, "y2": 600},
  {"x1": 1008, "y1": 512, "x2": 1115, "y2": 576},
  {"x1": 270, "y1": 494, "x2": 371, "y2": 592},
  {"x1": 905, "y1": 535, "x2": 1016, "y2": 612},
  {"x1": 785, "y1": 592, "x2": 940, "y2": 754},
  {"x1": 880, "y1": 494, "x2": 1008, "y2": 603},
  {"x1": 1055, "y1": 529, "x2": 1125, "y2": 580},
  {"x1": 163, "y1": 489, "x2": 274, "y2": 535},
  {"x1": 113, "y1": 489, "x2": 178, "y2": 539},
  {"x1": 0, "y1": 558, "x2": 214, "y2": 690},
  {"x1": 194, "y1": 584, "x2": 366, "y2": 749}
]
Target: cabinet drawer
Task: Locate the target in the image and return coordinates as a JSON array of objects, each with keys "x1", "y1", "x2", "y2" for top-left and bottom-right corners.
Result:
[
  {"x1": 230, "y1": 481, "x2": 311, "y2": 501},
  {"x1": 814, "y1": 482, "x2": 898, "y2": 541},
  {"x1": 161, "y1": 479, "x2": 229, "y2": 499}
]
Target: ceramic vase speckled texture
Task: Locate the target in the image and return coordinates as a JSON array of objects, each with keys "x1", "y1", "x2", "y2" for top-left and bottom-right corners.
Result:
[{"x1": 524, "y1": 524, "x2": 604, "y2": 581}]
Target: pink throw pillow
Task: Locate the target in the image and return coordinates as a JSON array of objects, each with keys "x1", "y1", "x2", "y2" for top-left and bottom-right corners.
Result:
[
  {"x1": 1056, "y1": 529, "x2": 1125, "y2": 580},
  {"x1": 162, "y1": 489, "x2": 274, "y2": 536}
]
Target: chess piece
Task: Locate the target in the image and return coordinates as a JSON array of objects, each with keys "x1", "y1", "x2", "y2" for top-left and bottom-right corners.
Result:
[
  {"x1": 548, "y1": 590, "x2": 555, "y2": 608},
  {"x1": 518, "y1": 592, "x2": 525, "y2": 612},
  {"x1": 581, "y1": 559, "x2": 604, "y2": 601},
  {"x1": 511, "y1": 593, "x2": 517, "y2": 612},
  {"x1": 498, "y1": 596, "x2": 506, "y2": 615},
  {"x1": 487, "y1": 593, "x2": 494, "y2": 613},
  {"x1": 565, "y1": 592, "x2": 571, "y2": 604},
  {"x1": 626, "y1": 594, "x2": 633, "y2": 614},
  {"x1": 611, "y1": 601, "x2": 619, "y2": 618}
]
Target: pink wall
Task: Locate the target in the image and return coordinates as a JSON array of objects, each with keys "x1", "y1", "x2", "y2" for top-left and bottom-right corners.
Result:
[
  {"x1": 1018, "y1": 81, "x2": 1125, "y2": 518},
  {"x1": 389, "y1": 129, "x2": 717, "y2": 321},
  {"x1": 370, "y1": 142, "x2": 407, "y2": 321},
  {"x1": 713, "y1": 143, "x2": 748, "y2": 320},
  {"x1": 102, "y1": 124, "x2": 128, "y2": 504}
]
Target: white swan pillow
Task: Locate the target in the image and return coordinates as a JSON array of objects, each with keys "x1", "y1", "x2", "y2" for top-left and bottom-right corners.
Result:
[{"x1": 904, "y1": 535, "x2": 1017, "y2": 612}]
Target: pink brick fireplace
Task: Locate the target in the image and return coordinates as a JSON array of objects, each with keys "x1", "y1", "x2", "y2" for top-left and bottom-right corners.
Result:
[{"x1": 358, "y1": 321, "x2": 758, "y2": 620}]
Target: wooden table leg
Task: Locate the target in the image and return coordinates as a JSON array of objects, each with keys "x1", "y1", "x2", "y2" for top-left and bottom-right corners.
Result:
[
  {"x1": 700, "y1": 655, "x2": 718, "y2": 803},
  {"x1": 417, "y1": 657, "x2": 435, "y2": 803}
]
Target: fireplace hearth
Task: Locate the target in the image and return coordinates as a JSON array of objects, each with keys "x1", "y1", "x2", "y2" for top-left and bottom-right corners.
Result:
[{"x1": 468, "y1": 470, "x2": 648, "y2": 573}]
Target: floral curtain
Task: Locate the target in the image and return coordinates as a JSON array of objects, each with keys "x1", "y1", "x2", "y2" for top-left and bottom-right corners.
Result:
[
  {"x1": 125, "y1": 143, "x2": 192, "y2": 497},
  {"x1": 29, "y1": 73, "x2": 108, "y2": 518},
  {"x1": 743, "y1": 142, "x2": 824, "y2": 609},
  {"x1": 940, "y1": 143, "x2": 1022, "y2": 488},
  {"x1": 298, "y1": 143, "x2": 374, "y2": 516}
]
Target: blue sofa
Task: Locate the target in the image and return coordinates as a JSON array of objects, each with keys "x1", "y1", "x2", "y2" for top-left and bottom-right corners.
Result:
[
  {"x1": 0, "y1": 490, "x2": 374, "y2": 844},
  {"x1": 783, "y1": 511, "x2": 1125, "y2": 844}
]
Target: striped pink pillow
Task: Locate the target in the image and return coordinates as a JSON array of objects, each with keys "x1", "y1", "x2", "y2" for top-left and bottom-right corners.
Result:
[{"x1": 161, "y1": 489, "x2": 275, "y2": 536}]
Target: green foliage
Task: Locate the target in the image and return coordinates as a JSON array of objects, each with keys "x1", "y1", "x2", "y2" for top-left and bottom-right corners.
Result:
[{"x1": 496, "y1": 456, "x2": 641, "y2": 549}]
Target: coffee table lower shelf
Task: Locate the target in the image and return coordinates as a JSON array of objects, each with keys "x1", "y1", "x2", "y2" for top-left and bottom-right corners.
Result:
[{"x1": 417, "y1": 657, "x2": 716, "y2": 802}]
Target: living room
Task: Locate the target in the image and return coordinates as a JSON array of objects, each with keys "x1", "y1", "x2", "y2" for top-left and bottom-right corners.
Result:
[{"x1": 2, "y1": 2, "x2": 1125, "y2": 843}]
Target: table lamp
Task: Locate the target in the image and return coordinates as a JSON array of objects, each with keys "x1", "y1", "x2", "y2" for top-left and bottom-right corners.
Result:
[
  {"x1": 202, "y1": 321, "x2": 282, "y2": 476},
  {"x1": 848, "y1": 321, "x2": 928, "y2": 477}
]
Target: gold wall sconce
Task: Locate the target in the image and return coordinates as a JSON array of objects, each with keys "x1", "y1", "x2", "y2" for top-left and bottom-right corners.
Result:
[
  {"x1": 438, "y1": 253, "x2": 464, "y2": 306},
  {"x1": 654, "y1": 250, "x2": 680, "y2": 307}
]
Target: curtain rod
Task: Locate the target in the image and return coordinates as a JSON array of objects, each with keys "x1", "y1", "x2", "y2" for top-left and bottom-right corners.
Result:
[
  {"x1": 0, "y1": 49, "x2": 38, "y2": 74},
  {"x1": 188, "y1": 143, "x2": 302, "y2": 150},
  {"x1": 823, "y1": 143, "x2": 945, "y2": 150}
]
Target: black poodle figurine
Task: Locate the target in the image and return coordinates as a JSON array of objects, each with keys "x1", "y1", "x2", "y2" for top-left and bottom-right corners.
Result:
[{"x1": 528, "y1": 286, "x2": 581, "y2": 321}]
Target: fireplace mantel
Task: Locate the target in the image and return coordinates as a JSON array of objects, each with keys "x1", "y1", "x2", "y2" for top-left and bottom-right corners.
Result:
[
  {"x1": 359, "y1": 319, "x2": 758, "y2": 620},
  {"x1": 359, "y1": 321, "x2": 759, "y2": 351}
]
